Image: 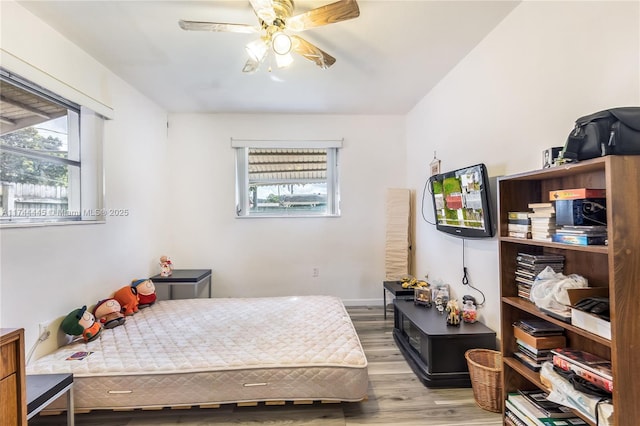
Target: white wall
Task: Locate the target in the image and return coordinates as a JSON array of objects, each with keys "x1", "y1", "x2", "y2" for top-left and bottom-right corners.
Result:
[
  {"x1": 406, "y1": 1, "x2": 639, "y2": 335},
  {"x1": 0, "y1": 2, "x2": 170, "y2": 350},
  {"x1": 165, "y1": 113, "x2": 406, "y2": 303}
]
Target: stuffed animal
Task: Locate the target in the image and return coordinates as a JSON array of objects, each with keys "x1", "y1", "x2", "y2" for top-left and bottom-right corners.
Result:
[
  {"x1": 93, "y1": 298, "x2": 126, "y2": 329},
  {"x1": 114, "y1": 285, "x2": 139, "y2": 316},
  {"x1": 61, "y1": 306, "x2": 102, "y2": 342},
  {"x1": 159, "y1": 255, "x2": 173, "y2": 277},
  {"x1": 131, "y1": 279, "x2": 156, "y2": 308}
]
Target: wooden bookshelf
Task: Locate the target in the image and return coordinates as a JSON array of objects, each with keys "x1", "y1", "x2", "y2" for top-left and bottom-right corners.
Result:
[{"x1": 497, "y1": 156, "x2": 640, "y2": 426}]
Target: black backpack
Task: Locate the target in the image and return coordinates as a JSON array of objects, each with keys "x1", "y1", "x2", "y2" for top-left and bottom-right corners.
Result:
[{"x1": 562, "y1": 107, "x2": 640, "y2": 161}]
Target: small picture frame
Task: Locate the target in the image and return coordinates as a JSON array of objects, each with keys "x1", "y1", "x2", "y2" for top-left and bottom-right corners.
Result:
[
  {"x1": 430, "y1": 159, "x2": 441, "y2": 176},
  {"x1": 542, "y1": 147, "x2": 563, "y2": 168}
]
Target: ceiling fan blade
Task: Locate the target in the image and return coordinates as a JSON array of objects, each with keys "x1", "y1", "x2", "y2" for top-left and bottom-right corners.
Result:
[
  {"x1": 287, "y1": 0, "x2": 360, "y2": 31},
  {"x1": 291, "y1": 35, "x2": 336, "y2": 69},
  {"x1": 242, "y1": 58, "x2": 261, "y2": 73},
  {"x1": 178, "y1": 20, "x2": 258, "y2": 34},
  {"x1": 249, "y1": 0, "x2": 276, "y2": 24}
]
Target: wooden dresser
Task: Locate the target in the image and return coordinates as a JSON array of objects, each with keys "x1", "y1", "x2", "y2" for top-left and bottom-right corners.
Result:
[{"x1": 1, "y1": 328, "x2": 27, "y2": 426}]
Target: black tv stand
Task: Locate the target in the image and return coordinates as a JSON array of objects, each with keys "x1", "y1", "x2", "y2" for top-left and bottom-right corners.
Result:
[{"x1": 393, "y1": 299, "x2": 496, "y2": 388}]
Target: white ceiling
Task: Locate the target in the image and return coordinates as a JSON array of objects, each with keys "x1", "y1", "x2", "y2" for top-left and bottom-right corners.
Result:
[{"x1": 17, "y1": 0, "x2": 519, "y2": 114}]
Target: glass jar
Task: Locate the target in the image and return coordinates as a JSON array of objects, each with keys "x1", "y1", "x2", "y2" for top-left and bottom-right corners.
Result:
[{"x1": 462, "y1": 300, "x2": 477, "y2": 323}]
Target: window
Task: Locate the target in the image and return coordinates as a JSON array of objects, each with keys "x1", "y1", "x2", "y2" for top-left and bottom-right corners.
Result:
[
  {"x1": 233, "y1": 139, "x2": 341, "y2": 217},
  {"x1": 0, "y1": 69, "x2": 105, "y2": 226}
]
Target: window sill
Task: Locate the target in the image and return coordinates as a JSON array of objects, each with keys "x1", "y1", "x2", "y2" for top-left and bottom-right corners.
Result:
[
  {"x1": 0, "y1": 219, "x2": 106, "y2": 229},
  {"x1": 236, "y1": 214, "x2": 341, "y2": 219}
]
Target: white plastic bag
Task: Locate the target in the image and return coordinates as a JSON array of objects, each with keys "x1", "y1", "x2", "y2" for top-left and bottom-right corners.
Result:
[{"x1": 529, "y1": 266, "x2": 588, "y2": 310}]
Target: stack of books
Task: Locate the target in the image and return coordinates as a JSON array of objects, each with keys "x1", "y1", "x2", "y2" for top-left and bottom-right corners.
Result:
[
  {"x1": 513, "y1": 319, "x2": 566, "y2": 372},
  {"x1": 505, "y1": 391, "x2": 586, "y2": 426},
  {"x1": 527, "y1": 203, "x2": 556, "y2": 242},
  {"x1": 551, "y1": 348, "x2": 613, "y2": 393},
  {"x1": 515, "y1": 252, "x2": 564, "y2": 300},
  {"x1": 552, "y1": 225, "x2": 608, "y2": 246},
  {"x1": 508, "y1": 211, "x2": 532, "y2": 239}
]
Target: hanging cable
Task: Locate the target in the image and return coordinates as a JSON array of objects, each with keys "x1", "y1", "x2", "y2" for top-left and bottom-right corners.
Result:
[
  {"x1": 461, "y1": 238, "x2": 486, "y2": 306},
  {"x1": 421, "y1": 175, "x2": 435, "y2": 225}
]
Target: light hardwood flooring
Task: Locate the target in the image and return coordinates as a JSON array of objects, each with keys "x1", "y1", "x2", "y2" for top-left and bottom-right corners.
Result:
[{"x1": 29, "y1": 305, "x2": 502, "y2": 425}]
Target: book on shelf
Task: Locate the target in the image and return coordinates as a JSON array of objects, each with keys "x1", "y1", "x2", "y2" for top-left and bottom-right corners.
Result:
[
  {"x1": 514, "y1": 351, "x2": 544, "y2": 372},
  {"x1": 509, "y1": 223, "x2": 532, "y2": 233},
  {"x1": 506, "y1": 393, "x2": 588, "y2": 426},
  {"x1": 517, "y1": 389, "x2": 576, "y2": 418},
  {"x1": 528, "y1": 202, "x2": 554, "y2": 210},
  {"x1": 509, "y1": 211, "x2": 532, "y2": 220},
  {"x1": 551, "y1": 234, "x2": 607, "y2": 246},
  {"x1": 516, "y1": 253, "x2": 565, "y2": 263},
  {"x1": 517, "y1": 343, "x2": 552, "y2": 361},
  {"x1": 510, "y1": 231, "x2": 532, "y2": 239},
  {"x1": 505, "y1": 407, "x2": 529, "y2": 426},
  {"x1": 551, "y1": 348, "x2": 613, "y2": 390},
  {"x1": 515, "y1": 318, "x2": 565, "y2": 336},
  {"x1": 528, "y1": 211, "x2": 556, "y2": 218},
  {"x1": 510, "y1": 217, "x2": 532, "y2": 225},
  {"x1": 516, "y1": 275, "x2": 535, "y2": 286},
  {"x1": 513, "y1": 326, "x2": 566, "y2": 349},
  {"x1": 530, "y1": 216, "x2": 556, "y2": 225},
  {"x1": 539, "y1": 306, "x2": 572, "y2": 323},
  {"x1": 555, "y1": 226, "x2": 607, "y2": 237},
  {"x1": 549, "y1": 188, "x2": 606, "y2": 201},
  {"x1": 552, "y1": 355, "x2": 613, "y2": 393}
]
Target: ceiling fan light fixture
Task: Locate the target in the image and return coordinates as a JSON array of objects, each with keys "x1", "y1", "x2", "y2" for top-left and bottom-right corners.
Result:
[
  {"x1": 272, "y1": 32, "x2": 292, "y2": 55},
  {"x1": 245, "y1": 38, "x2": 269, "y2": 63},
  {"x1": 275, "y1": 52, "x2": 294, "y2": 69}
]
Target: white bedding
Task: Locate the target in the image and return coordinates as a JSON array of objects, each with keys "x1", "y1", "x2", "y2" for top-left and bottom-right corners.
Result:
[{"x1": 27, "y1": 296, "x2": 369, "y2": 410}]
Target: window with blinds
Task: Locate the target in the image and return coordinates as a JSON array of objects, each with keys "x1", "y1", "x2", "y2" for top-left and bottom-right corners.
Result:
[
  {"x1": 1, "y1": 69, "x2": 106, "y2": 226},
  {"x1": 234, "y1": 140, "x2": 341, "y2": 217}
]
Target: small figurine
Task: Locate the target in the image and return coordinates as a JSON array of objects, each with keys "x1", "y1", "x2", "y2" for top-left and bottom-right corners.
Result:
[
  {"x1": 446, "y1": 299, "x2": 461, "y2": 326},
  {"x1": 114, "y1": 285, "x2": 140, "y2": 316},
  {"x1": 159, "y1": 255, "x2": 173, "y2": 277},
  {"x1": 61, "y1": 306, "x2": 102, "y2": 342},
  {"x1": 93, "y1": 298, "x2": 125, "y2": 329},
  {"x1": 132, "y1": 279, "x2": 156, "y2": 308}
]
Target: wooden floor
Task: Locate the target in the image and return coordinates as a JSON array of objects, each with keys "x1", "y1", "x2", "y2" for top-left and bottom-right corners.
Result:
[{"x1": 29, "y1": 305, "x2": 502, "y2": 426}]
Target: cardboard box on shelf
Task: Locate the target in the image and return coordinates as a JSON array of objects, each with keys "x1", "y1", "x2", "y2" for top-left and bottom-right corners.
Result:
[{"x1": 567, "y1": 287, "x2": 611, "y2": 340}]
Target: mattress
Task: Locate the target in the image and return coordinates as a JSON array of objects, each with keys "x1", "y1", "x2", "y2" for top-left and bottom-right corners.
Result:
[{"x1": 26, "y1": 296, "x2": 369, "y2": 410}]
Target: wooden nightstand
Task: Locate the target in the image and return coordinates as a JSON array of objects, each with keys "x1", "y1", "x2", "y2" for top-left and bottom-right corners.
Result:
[{"x1": 1, "y1": 328, "x2": 27, "y2": 426}]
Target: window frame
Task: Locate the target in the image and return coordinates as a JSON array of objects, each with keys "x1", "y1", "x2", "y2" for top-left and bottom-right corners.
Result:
[
  {"x1": 0, "y1": 68, "x2": 106, "y2": 227},
  {"x1": 233, "y1": 139, "x2": 342, "y2": 218}
]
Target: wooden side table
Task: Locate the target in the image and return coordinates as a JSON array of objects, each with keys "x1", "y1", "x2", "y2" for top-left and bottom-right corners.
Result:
[
  {"x1": 26, "y1": 373, "x2": 74, "y2": 426},
  {"x1": 383, "y1": 281, "x2": 414, "y2": 319},
  {"x1": 150, "y1": 269, "x2": 212, "y2": 300}
]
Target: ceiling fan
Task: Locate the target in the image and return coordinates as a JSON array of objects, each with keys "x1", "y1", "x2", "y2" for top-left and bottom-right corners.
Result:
[{"x1": 179, "y1": 0, "x2": 360, "y2": 73}]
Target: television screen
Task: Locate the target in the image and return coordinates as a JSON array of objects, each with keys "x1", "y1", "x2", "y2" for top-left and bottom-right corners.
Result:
[{"x1": 430, "y1": 163, "x2": 494, "y2": 238}]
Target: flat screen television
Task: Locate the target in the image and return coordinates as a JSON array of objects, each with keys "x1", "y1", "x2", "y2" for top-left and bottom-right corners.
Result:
[{"x1": 429, "y1": 163, "x2": 495, "y2": 238}]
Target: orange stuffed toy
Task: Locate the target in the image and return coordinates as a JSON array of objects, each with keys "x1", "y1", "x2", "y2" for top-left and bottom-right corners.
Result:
[{"x1": 114, "y1": 285, "x2": 139, "y2": 316}]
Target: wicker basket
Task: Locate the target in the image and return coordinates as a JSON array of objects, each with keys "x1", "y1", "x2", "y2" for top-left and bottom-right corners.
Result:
[{"x1": 465, "y1": 349, "x2": 503, "y2": 413}]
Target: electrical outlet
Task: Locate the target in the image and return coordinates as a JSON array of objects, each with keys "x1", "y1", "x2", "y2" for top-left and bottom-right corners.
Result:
[
  {"x1": 38, "y1": 321, "x2": 51, "y2": 341},
  {"x1": 312, "y1": 267, "x2": 320, "y2": 278}
]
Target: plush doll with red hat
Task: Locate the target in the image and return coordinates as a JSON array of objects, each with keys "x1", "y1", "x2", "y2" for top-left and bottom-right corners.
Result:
[
  {"x1": 131, "y1": 279, "x2": 156, "y2": 308},
  {"x1": 61, "y1": 306, "x2": 102, "y2": 342},
  {"x1": 93, "y1": 298, "x2": 126, "y2": 329},
  {"x1": 114, "y1": 285, "x2": 139, "y2": 316}
]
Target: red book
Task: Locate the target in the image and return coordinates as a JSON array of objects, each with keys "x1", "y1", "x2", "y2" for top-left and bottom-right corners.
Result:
[{"x1": 549, "y1": 188, "x2": 606, "y2": 200}]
